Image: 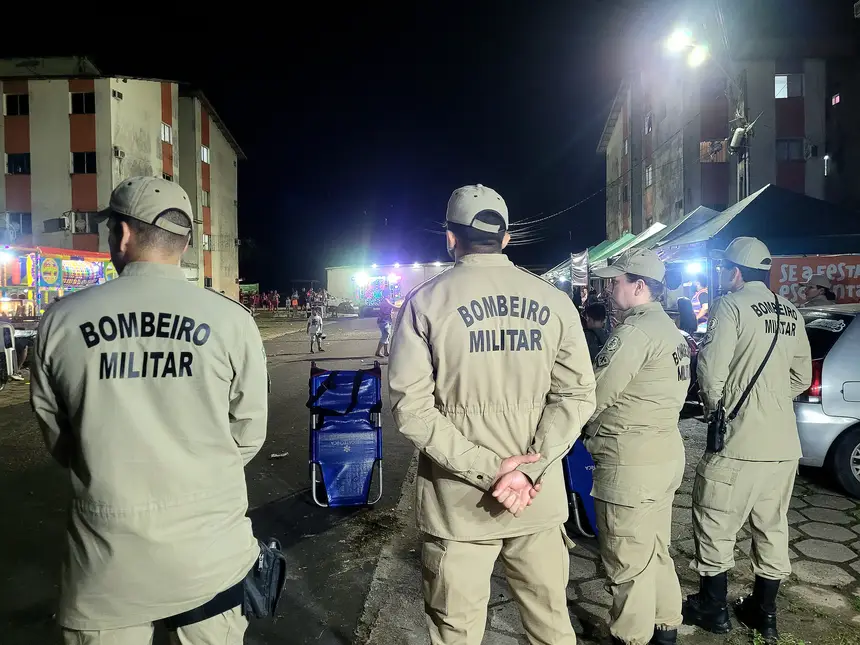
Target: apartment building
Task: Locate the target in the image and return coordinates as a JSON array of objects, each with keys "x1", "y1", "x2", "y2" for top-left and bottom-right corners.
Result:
[
  {"x1": 0, "y1": 57, "x2": 244, "y2": 297},
  {"x1": 597, "y1": 1, "x2": 857, "y2": 241}
]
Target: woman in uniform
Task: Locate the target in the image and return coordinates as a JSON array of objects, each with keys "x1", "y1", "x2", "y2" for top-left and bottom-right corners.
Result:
[{"x1": 583, "y1": 248, "x2": 691, "y2": 645}]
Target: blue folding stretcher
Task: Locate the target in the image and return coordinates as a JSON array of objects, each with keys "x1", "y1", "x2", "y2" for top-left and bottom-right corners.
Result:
[
  {"x1": 562, "y1": 438, "x2": 598, "y2": 538},
  {"x1": 307, "y1": 361, "x2": 383, "y2": 507}
]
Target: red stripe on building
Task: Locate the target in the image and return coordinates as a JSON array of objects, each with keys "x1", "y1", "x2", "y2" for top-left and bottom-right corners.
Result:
[{"x1": 3, "y1": 79, "x2": 31, "y2": 239}]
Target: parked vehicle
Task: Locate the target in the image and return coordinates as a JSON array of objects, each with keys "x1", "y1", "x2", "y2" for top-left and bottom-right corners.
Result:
[{"x1": 795, "y1": 304, "x2": 860, "y2": 497}]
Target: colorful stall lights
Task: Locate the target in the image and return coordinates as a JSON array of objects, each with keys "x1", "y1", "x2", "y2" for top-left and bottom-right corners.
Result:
[
  {"x1": 354, "y1": 272, "x2": 370, "y2": 287},
  {"x1": 393, "y1": 262, "x2": 400, "y2": 268},
  {"x1": 0, "y1": 252, "x2": 11, "y2": 264},
  {"x1": 387, "y1": 274, "x2": 401, "y2": 284}
]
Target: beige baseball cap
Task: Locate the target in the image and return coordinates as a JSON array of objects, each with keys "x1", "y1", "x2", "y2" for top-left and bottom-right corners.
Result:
[
  {"x1": 445, "y1": 184, "x2": 509, "y2": 233},
  {"x1": 802, "y1": 274, "x2": 832, "y2": 290},
  {"x1": 97, "y1": 176, "x2": 194, "y2": 236},
  {"x1": 713, "y1": 236, "x2": 772, "y2": 270},
  {"x1": 593, "y1": 248, "x2": 666, "y2": 282}
]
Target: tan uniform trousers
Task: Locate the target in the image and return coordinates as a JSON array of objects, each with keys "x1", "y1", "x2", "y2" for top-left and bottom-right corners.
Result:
[
  {"x1": 692, "y1": 453, "x2": 797, "y2": 580},
  {"x1": 595, "y1": 465, "x2": 684, "y2": 645},
  {"x1": 60, "y1": 606, "x2": 247, "y2": 645},
  {"x1": 421, "y1": 525, "x2": 576, "y2": 645}
]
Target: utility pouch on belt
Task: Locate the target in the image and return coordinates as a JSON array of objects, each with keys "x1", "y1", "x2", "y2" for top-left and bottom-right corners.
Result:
[
  {"x1": 705, "y1": 292, "x2": 780, "y2": 454},
  {"x1": 161, "y1": 538, "x2": 287, "y2": 630},
  {"x1": 243, "y1": 538, "x2": 288, "y2": 619}
]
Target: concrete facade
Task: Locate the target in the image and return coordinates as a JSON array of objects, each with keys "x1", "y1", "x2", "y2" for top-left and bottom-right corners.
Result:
[{"x1": 0, "y1": 58, "x2": 243, "y2": 294}]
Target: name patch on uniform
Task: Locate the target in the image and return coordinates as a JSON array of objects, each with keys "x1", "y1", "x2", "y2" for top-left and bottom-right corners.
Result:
[
  {"x1": 457, "y1": 295, "x2": 550, "y2": 353},
  {"x1": 673, "y1": 341, "x2": 691, "y2": 382},
  {"x1": 79, "y1": 312, "x2": 211, "y2": 380}
]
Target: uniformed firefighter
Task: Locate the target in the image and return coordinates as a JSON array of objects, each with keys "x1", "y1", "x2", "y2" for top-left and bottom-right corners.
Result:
[
  {"x1": 388, "y1": 184, "x2": 597, "y2": 645},
  {"x1": 584, "y1": 249, "x2": 690, "y2": 645},
  {"x1": 30, "y1": 177, "x2": 269, "y2": 645},
  {"x1": 683, "y1": 237, "x2": 812, "y2": 642},
  {"x1": 800, "y1": 274, "x2": 835, "y2": 306}
]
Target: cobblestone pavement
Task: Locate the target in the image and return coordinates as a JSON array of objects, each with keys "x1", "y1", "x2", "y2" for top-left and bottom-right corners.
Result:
[{"x1": 358, "y1": 416, "x2": 860, "y2": 645}]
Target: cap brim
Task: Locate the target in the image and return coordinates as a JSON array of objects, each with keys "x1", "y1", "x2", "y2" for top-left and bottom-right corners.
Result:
[
  {"x1": 592, "y1": 265, "x2": 625, "y2": 279},
  {"x1": 93, "y1": 208, "x2": 112, "y2": 224}
]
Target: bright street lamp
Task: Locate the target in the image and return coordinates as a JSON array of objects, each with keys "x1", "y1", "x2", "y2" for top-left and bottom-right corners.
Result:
[
  {"x1": 687, "y1": 44, "x2": 709, "y2": 68},
  {"x1": 666, "y1": 28, "x2": 693, "y2": 53}
]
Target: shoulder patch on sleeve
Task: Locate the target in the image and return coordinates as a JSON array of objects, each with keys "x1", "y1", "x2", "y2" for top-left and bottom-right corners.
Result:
[
  {"x1": 706, "y1": 317, "x2": 719, "y2": 332},
  {"x1": 206, "y1": 287, "x2": 252, "y2": 314}
]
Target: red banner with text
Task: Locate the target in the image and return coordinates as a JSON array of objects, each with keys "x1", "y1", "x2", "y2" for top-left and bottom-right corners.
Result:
[{"x1": 771, "y1": 255, "x2": 860, "y2": 304}]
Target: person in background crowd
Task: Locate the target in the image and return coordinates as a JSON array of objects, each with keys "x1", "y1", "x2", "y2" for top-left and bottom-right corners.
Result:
[
  {"x1": 583, "y1": 303, "x2": 609, "y2": 362},
  {"x1": 389, "y1": 184, "x2": 596, "y2": 645},
  {"x1": 30, "y1": 176, "x2": 269, "y2": 644},
  {"x1": 684, "y1": 237, "x2": 812, "y2": 642},
  {"x1": 584, "y1": 249, "x2": 690, "y2": 645},
  {"x1": 375, "y1": 297, "x2": 396, "y2": 358},
  {"x1": 692, "y1": 277, "x2": 709, "y2": 323},
  {"x1": 307, "y1": 308, "x2": 325, "y2": 353},
  {"x1": 800, "y1": 274, "x2": 836, "y2": 307},
  {"x1": 677, "y1": 297, "x2": 698, "y2": 335},
  {"x1": 273, "y1": 291, "x2": 280, "y2": 311}
]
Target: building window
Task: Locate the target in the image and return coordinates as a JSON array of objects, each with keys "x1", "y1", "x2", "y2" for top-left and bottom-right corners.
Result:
[
  {"x1": 72, "y1": 151, "x2": 97, "y2": 174},
  {"x1": 645, "y1": 164, "x2": 654, "y2": 186},
  {"x1": 774, "y1": 74, "x2": 803, "y2": 99},
  {"x1": 832, "y1": 93, "x2": 841, "y2": 106},
  {"x1": 201, "y1": 145, "x2": 210, "y2": 164},
  {"x1": 644, "y1": 113, "x2": 653, "y2": 134},
  {"x1": 700, "y1": 139, "x2": 728, "y2": 163},
  {"x1": 622, "y1": 184, "x2": 629, "y2": 202},
  {"x1": 202, "y1": 190, "x2": 211, "y2": 207},
  {"x1": 7, "y1": 212, "x2": 32, "y2": 236},
  {"x1": 161, "y1": 122, "x2": 172, "y2": 144},
  {"x1": 70, "y1": 92, "x2": 96, "y2": 114},
  {"x1": 204, "y1": 277, "x2": 213, "y2": 288},
  {"x1": 5, "y1": 153, "x2": 31, "y2": 175},
  {"x1": 775, "y1": 139, "x2": 805, "y2": 162},
  {"x1": 623, "y1": 138, "x2": 629, "y2": 155},
  {"x1": 111, "y1": 89, "x2": 124, "y2": 100},
  {"x1": 675, "y1": 199, "x2": 684, "y2": 214},
  {"x1": 824, "y1": 155, "x2": 832, "y2": 177},
  {"x1": 162, "y1": 173, "x2": 173, "y2": 181},
  {"x1": 4, "y1": 94, "x2": 29, "y2": 116},
  {"x1": 645, "y1": 217, "x2": 654, "y2": 228},
  {"x1": 202, "y1": 233, "x2": 211, "y2": 251}
]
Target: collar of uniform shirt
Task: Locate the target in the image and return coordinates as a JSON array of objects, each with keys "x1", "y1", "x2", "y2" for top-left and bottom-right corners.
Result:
[
  {"x1": 118, "y1": 262, "x2": 188, "y2": 280},
  {"x1": 619, "y1": 300, "x2": 663, "y2": 321},
  {"x1": 456, "y1": 254, "x2": 513, "y2": 267}
]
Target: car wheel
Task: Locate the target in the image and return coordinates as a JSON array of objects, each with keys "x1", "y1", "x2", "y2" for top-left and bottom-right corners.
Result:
[{"x1": 829, "y1": 426, "x2": 860, "y2": 499}]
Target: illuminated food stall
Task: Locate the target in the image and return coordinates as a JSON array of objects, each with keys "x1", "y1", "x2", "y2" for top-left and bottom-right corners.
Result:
[{"x1": 0, "y1": 246, "x2": 117, "y2": 317}]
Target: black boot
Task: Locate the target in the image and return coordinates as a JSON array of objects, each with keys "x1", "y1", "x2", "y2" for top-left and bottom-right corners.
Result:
[
  {"x1": 682, "y1": 572, "x2": 732, "y2": 634},
  {"x1": 734, "y1": 576, "x2": 780, "y2": 642},
  {"x1": 650, "y1": 628, "x2": 677, "y2": 644}
]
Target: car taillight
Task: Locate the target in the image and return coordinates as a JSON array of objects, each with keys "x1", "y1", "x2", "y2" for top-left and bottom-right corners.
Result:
[{"x1": 797, "y1": 358, "x2": 824, "y2": 403}]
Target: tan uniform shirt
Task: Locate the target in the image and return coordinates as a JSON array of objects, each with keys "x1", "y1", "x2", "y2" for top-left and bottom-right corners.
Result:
[
  {"x1": 388, "y1": 253, "x2": 596, "y2": 541},
  {"x1": 583, "y1": 302, "x2": 690, "y2": 501},
  {"x1": 697, "y1": 281, "x2": 812, "y2": 461},
  {"x1": 30, "y1": 262, "x2": 269, "y2": 630}
]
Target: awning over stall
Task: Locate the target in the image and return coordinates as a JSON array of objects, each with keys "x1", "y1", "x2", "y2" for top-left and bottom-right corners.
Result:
[{"x1": 656, "y1": 184, "x2": 860, "y2": 261}]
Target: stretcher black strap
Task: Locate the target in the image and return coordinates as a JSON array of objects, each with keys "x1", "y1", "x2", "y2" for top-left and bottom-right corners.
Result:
[
  {"x1": 160, "y1": 579, "x2": 244, "y2": 630},
  {"x1": 306, "y1": 370, "x2": 366, "y2": 416},
  {"x1": 727, "y1": 292, "x2": 780, "y2": 422}
]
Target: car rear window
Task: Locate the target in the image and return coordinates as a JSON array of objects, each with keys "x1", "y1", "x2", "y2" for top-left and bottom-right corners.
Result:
[{"x1": 802, "y1": 311, "x2": 855, "y2": 360}]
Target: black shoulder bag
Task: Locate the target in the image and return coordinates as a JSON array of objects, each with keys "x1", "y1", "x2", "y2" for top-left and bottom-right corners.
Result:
[{"x1": 706, "y1": 293, "x2": 781, "y2": 453}]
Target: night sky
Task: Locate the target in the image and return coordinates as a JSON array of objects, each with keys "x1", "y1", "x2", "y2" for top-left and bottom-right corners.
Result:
[{"x1": 6, "y1": 1, "x2": 671, "y2": 290}]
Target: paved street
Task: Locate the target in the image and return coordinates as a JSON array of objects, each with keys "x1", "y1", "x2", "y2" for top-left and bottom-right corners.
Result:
[
  {"x1": 360, "y1": 416, "x2": 860, "y2": 645},
  {"x1": 0, "y1": 316, "x2": 415, "y2": 645},
  {"x1": 3, "y1": 316, "x2": 860, "y2": 645}
]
